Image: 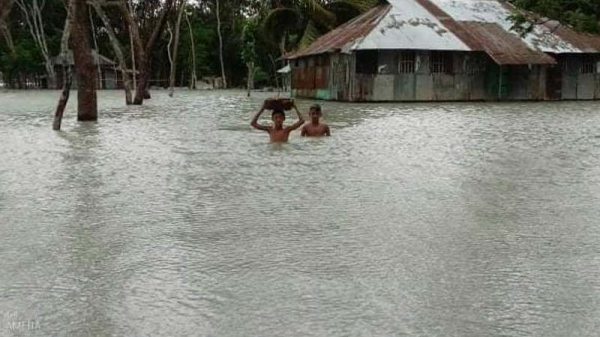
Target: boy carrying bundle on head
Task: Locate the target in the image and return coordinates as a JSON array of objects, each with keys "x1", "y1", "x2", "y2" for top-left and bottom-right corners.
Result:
[{"x1": 251, "y1": 99, "x2": 304, "y2": 143}]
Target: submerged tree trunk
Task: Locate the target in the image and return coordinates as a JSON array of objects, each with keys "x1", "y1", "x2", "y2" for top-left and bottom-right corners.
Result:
[
  {"x1": 91, "y1": 0, "x2": 133, "y2": 104},
  {"x1": 120, "y1": 0, "x2": 146, "y2": 104},
  {"x1": 168, "y1": 0, "x2": 185, "y2": 97},
  {"x1": 246, "y1": 61, "x2": 254, "y2": 97},
  {"x1": 185, "y1": 12, "x2": 197, "y2": 89},
  {"x1": 216, "y1": 0, "x2": 227, "y2": 89},
  {"x1": 121, "y1": 0, "x2": 172, "y2": 105},
  {"x1": 167, "y1": 22, "x2": 174, "y2": 93},
  {"x1": 129, "y1": 13, "x2": 136, "y2": 91},
  {"x1": 53, "y1": 12, "x2": 72, "y2": 130},
  {"x1": 53, "y1": 66, "x2": 73, "y2": 129},
  {"x1": 70, "y1": 0, "x2": 97, "y2": 121}
]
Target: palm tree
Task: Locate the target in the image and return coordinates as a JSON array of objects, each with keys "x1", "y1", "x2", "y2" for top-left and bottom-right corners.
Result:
[{"x1": 261, "y1": 0, "x2": 382, "y2": 55}]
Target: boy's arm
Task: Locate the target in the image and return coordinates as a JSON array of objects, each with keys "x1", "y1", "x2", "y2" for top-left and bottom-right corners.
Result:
[
  {"x1": 287, "y1": 103, "x2": 305, "y2": 131},
  {"x1": 301, "y1": 125, "x2": 307, "y2": 137},
  {"x1": 325, "y1": 125, "x2": 331, "y2": 136},
  {"x1": 251, "y1": 104, "x2": 270, "y2": 131}
]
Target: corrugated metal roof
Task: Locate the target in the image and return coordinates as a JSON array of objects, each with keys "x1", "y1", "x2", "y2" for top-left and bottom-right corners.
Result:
[
  {"x1": 287, "y1": 5, "x2": 391, "y2": 59},
  {"x1": 458, "y1": 21, "x2": 556, "y2": 64},
  {"x1": 431, "y1": 0, "x2": 583, "y2": 53},
  {"x1": 353, "y1": 0, "x2": 470, "y2": 51},
  {"x1": 289, "y1": 0, "x2": 600, "y2": 62},
  {"x1": 543, "y1": 21, "x2": 600, "y2": 53},
  {"x1": 412, "y1": 0, "x2": 483, "y2": 50}
]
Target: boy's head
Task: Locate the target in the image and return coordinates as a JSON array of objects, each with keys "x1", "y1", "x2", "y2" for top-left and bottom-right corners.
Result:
[
  {"x1": 271, "y1": 109, "x2": 285, "y2": 126},
  {"x1": 309, "y1": 104, "x2": 322, "y2": 121}
]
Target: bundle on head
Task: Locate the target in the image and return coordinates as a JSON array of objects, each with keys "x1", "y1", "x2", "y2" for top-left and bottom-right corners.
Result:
[{"x1": 265, "y1": 98, "x2": 294, "y2": 111}]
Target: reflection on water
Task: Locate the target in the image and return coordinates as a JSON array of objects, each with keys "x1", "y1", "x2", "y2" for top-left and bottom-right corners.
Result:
[{"x1": 1, "y1": 90, "x2": 600, "y2": 337}]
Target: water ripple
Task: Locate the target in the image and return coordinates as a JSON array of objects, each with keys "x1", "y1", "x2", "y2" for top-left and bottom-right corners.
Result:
[{"x1": 1, "y1": 90, "x2": 600, "y2": 337}]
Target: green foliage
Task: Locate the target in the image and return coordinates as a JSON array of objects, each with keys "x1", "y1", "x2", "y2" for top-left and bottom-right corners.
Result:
[
  {"x1": 260, "y1": 0, "x2": 382, "y2": 54},
  {"x1": 261, "y1": 7, "x2": 303, "y2": 49},
  {"x1": 254, "y1": 66, "x2": 269, "y2": 85},
  {"x1": 179, "y1": 19, "x2": 218, "y2": 77},
  {"x1": 510, "y1": 0, "x2": 600, "y2": 34},
  {"x1": 297, "y1": 19, "x2": 320, "y2": 49},
  {"x1": 0, "y1": 0, "x2": 381, "y2": 89},
  {"x1": 241, "y1": 18, "x2": 259, "y2": 65}
]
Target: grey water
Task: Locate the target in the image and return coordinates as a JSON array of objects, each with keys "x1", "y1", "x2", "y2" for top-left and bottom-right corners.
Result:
[{"x1": 1, "y1": 90, "x2": 599, "y2": 337}]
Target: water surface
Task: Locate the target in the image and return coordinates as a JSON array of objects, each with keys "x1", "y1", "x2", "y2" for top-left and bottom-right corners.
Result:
[{"x1": 1, "y1": 90, "x2": 599, "y2": 337}]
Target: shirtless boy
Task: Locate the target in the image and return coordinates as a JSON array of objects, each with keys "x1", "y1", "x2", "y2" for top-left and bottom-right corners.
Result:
[
  {"x1": 251, "y1": 101, "x2": 304, "y2": 143},
  {"x1": 301, "y1": 104, "x2": 330, "y2": 137}
]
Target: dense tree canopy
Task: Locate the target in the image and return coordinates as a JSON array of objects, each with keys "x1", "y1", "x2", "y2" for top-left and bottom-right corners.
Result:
[
  {"x1": 510, "y1": 0, "x2": 600, "y2": 34},
  {"x1": 1, "y1": 0, "x2": 599, "y2": 91}
]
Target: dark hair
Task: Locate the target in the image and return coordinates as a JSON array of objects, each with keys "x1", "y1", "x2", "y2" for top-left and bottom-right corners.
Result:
[
  {"x1": 272, "y1": 109, "x2": 285, "y2": 117},
  {"x1": 310, "y1": 104, "x2": 321, "y2": 112}
]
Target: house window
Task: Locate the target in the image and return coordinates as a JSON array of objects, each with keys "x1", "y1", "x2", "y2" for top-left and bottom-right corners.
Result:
[
  {"x1": 356, "y1": 50, "x2": 378, "y2": 74},
  {"x1": 430, "y1": 51, "x2": 453, "y2": 74},
  {"x1": 580, "y1": 56, "x2": 596, "y2": 74},
  {"x1": 398, "y1": 51, "x2": 416, "y2": 73}
]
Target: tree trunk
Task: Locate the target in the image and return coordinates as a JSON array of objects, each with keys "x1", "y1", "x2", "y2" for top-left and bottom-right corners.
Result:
[
  {"x1": 128, "y1": 14, "x2": 136, "y2": 91},
  {"x1": 43, "y1": 61, "x2": 56, "y2": 89},
  {"x1": 14, "y1": 0, "x2": 56, "y2": 88},
  {"x1": 70, "y1": 0, "x2": 97, "y2": 121},
  {"x1": 53, "y1": 10, "x2": 72, "y2": 130},
  {"x1": 216, "y1": 0, "x2": 227, "y2": 89},
  {"x1": 33, "y1": 0, "x2": 55, "y2": 88},
  {"x1": 269, "y1": 55, "x2": 280, "y2": 92},
  {"x1": 91, "y1": 0, "x2": 133, "y2": 104},
  {"x1": 89, "y1": 5, "x2": 102, "y2": 89},
  {"x1": 120, "y1": 1, "x2": 146, "y2": 104},
  {"x1": 279, "y1": 33, "x2": 287, "y2": 58},
  {"x1": 0, "y1": 0, "x2": 15, "y2": 55},
  {"x1": 120, "y1": 0, "x2": 172, "y2": 105},
  {"x1": 168, "y1": 0, "x2": 185, "y2": 97},
  {"x1": 185, "y1": 12, "x2": 197, "y2": 89},
  {"x1": 0, "y1": 0, "x2": 13, "y2": 20},
  {"x1": 0, "y1": 23, "x2": 15, "y2": 55},
  {"x1": 167, "y1": 22, "x2": 174, "y2": 95},
  {"x1": 53, "y1": 65, "x2": 72, "y2": 130},
  {"x1": 246, "y1": 61, "x2": 254, "y2": 97},
  {"x1": 278, "y1": 34, "x2": 287, "y2": 93}
]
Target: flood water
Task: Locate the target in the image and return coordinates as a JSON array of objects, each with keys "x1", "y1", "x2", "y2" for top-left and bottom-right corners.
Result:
[{"x1": 1, "y1": 90, "x2": 599, "y2": 337}]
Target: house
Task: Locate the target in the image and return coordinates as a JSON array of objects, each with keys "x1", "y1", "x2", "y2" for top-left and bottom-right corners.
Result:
[
  {"x1": 287, "y1": 0, "x2": 600, "y2": 101},
  {"x1": 53, "y1": 50, "x2": 121, "y2": 89}
]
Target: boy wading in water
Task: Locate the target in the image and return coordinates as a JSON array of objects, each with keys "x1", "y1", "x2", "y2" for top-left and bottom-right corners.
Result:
[
  {"x1": 251, "y1": 100, "x2": 304, "y2": 143},
  {"x1": 301, "y1": 104, "x2": 330, "y2": 137}
]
